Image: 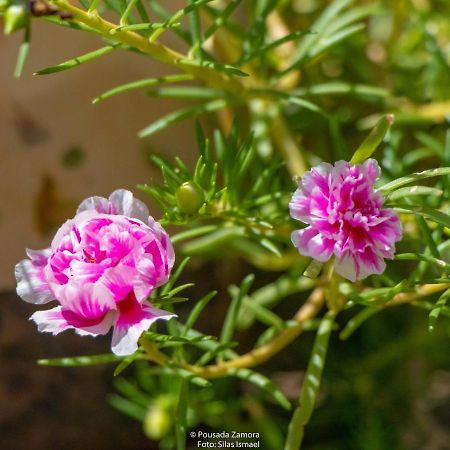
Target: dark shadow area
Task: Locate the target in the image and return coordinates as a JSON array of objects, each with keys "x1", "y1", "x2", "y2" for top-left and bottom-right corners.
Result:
[{"x1": 0, "y1": 291, "x2": 156, "y2": 450}]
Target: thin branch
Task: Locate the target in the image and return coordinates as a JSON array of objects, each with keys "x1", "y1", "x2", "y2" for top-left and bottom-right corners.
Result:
[
  {"x1": 183, "y1": 287, "x2": 325, "y2": 379},
  {"x1": 50, "y1": 0, "x2": 244, "y2": 94}
]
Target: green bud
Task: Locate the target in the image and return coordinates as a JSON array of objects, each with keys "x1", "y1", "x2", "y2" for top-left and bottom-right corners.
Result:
[
  {"x1": 3, "y1": 4, "x2": 28, "y2": 35},
  {"x1": 143, "y1": 405, "x2": 172, "y2": 440},
  {"x1": 175, "y1": 181, "x2": 204, "y2": 214}
]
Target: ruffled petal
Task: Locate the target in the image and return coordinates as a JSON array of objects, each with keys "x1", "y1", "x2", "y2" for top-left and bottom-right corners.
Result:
[
  {"x1": 77, "y1": 195, "x2": 112, "y2": 215},
  {"x1": 356, "y1": 247, "x2": 386, "y2": 280},
  {"x1": 331, "y1": 161, "x2": 352, "y2": 186},
  {"x1": 109, "y1": 189, "x2": 150, "y2": 223},
  {"x1": 111, "y1": 297, "x2": 175, "y2": 356},
  {"x1": 144, "y1": 239, "x2": 171, "y2": 287},
  {"x1": 70, "y1": 311, "x2": 115, "y2": 336},
  {"x1": 289, "y1": 189, "x2": 313, "y2": 224},
  {"x1": 51, "y1": 219, "x2": 74, "y2": 251},
  {"x1": 133, "y1": 255, "x2": 157, "y2": 302},
  {"x1": 290, "y1": 163, "x2": 333, "y2": 224},
  {"x1": 51, "y1": 212, "x2": 94, "y2": 251},
  {"x1": 291, "y1": 227, "x2": 335, "y2": 262},
  {"x1": 301, "y1": 162, "x2": 333, "y2": 196},
  {"x1": 147, "y1": 217, "x2": 175, "y2": 278},
  {"x1": 362, "y1": 159, "x2": 381, "y2": 185},
  {"x1": 335, "y1": 248, "x2": 386, "y2": 282},
  {"x1": 31, "y1": 307, "x2": 72, "y2": 334},
  {"x1": 58, "y1": 282, "x2": 115, "y2": 317},
  {"x1": 369, "y1": 212, "x2": 402, "y2": 258},
  {"x1": 26, "y1": 248, "x2": 51, "y2": 266},
  {"x1": 334, "y1": 252, "x2": 358, "y2": 282},
  {"x1": 15, "y1": 255, "x2": 54, "y2": 305},
  {"x1": 100, "y1": 265, "x2": 136, "y2": 302},
  {"x1": 34, "y1": 282, "x2": 116, "y2": 336},
  {"x1": 77, "y1": 190, "x2": 150, "y2": 223},
  {"x1": 31, "y1": 306, "x2": 115, "y2": 336}
]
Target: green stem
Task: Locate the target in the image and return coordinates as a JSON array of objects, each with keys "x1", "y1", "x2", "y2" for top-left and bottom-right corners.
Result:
[
  {"x1": 284, "y1": 310, "x2": 336, "y2": 450},
  {"x1": 184, "y1": 287, "x2": 325, "y2": 378},
  {"x1": 136, "y1": 284, "x2": 445, "y2": 383},
  {"x1": 269, "y1": 114, "x2": 307, "y2": 177},
  {"x1": 120, "y1": 0, "x2": 138, "y2": 25},
  {"x1": 140, "y1": 337, "x2": 169, "y2": 365},
  {"x1": 175, "y1": 379, "x2": 188, "y2": 450}
]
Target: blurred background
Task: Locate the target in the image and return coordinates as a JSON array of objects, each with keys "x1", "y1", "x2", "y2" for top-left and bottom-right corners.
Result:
[
  {"x1": 0, "y1": 10, "x2": 192, "y2": 449},
  {"x1": 1, "y1": 1, "x2": 450, "y2": 449},
  {"x1": 0, "y1": 16, "x2": 193, "y2": 290}
]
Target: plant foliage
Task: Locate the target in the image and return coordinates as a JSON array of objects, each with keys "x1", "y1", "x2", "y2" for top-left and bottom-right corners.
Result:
[{"x1": 2, "y1": 0, "x2": 450, "y2": 449}]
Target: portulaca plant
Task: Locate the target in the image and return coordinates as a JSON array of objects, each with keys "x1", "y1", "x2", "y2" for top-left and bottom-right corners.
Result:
[{"x1": 4, "y1": 1, "x2": 450, "y2": 449}]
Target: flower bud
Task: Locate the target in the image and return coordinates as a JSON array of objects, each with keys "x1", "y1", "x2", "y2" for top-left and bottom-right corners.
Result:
[
  {"x1": 175, "y1": 181, "x2": 204, "y2": 214},
  {"x1": 143, "y1": 404, "x2": 172, "y2": 440},
  {"x1": 3, "y1": 4, "x2": 28, "y2": 35}
]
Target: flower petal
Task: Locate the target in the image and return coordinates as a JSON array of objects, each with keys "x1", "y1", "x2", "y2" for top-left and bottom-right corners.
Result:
[
  {"x1": 31, "y1": 306, "x2": 71, "y2": 334},
  {"x1": 356, "y1": 247, "x2": 386, "y2": 280},
  {"x1": 362, "y1": 159, "x2": 381, "y2": 185},
  {"x1": 335, "y1": 248, "x2": 386, "y2": 282},
  {"x1": 301, "y1": 162, "x2": 333, "y2": 196},
  {"x1": 58, "y1": 282, "x2": 115, "y2": 317},
  {"x1": 334, "y1": 252, "x2": 358, "y2": 282},
  {"x1": 15, "y1": 255, "x2": 54, "y2": 305},
  {"x1": 133, "y1": 255, "x2": 157, "y2": 302},
  {"x1": 147, "y1": 217, "x2": 175, "y2": 278},
  {"x1": 369, "y1": 212, "x2": 402, "y2": 257},
  {"x1": 111, "y1": 296, "x2": 175, "y2": 356},
  {"x1": 26, "y1": 248, "x2": 51, "y2": 266},
  {"x1": 51, "y1": 219, "x2": 74, "y2": 251},
  {"x1": 77, "y1": 195, "x2": 112, "y2": 215},
  {"x1": 289, "y1": 189, "x2": 313, "y2": 224},
  {"x1": 31, "y1": 306, "x2": 115, "y2": 336},
  {"x1": 291, "y1": 227, "x2": 335, "y2": 262},
  {"x1": 109, "y1": 189, "x2": 150, "y2": 223},
  {"x1": 69, "y1": 311, "x2": 115, "y2": 336},
  {"x1": 101, "y1": 265, "x2": 136, "y2": 302}
]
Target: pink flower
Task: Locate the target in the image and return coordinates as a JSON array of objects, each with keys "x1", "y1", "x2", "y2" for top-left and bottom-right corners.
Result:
[
  {"x1": 15, "y1": 189, "x2": 175, "y2": 355},
  {"x1": 289, "y1": 160, "x2": 402, "y2": 282}
]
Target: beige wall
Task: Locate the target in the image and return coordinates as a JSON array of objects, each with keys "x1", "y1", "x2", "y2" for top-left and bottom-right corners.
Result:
[{"x1": 0, "y1": 21, "x2": 193, "y2": 289}]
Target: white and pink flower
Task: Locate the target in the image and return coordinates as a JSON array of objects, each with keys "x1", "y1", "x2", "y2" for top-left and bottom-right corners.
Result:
[
  {"x1": 15, "y1": 189, "x2": 175, "y2": 355},
  {"x1": 289, "y1": 159, "x2": 402, "y2": 281}
]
